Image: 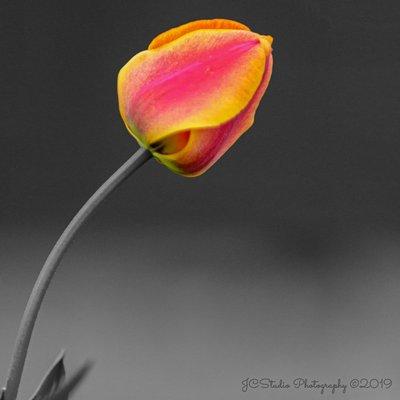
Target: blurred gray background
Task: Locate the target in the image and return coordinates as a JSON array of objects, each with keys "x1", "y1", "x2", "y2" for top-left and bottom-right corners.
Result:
[{"x1": 1, "y1": 0, "x2": 400, "y2": 399}]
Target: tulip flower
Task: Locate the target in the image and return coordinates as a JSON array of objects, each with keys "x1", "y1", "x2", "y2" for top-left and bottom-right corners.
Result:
[
  {"x1": 2, "y1": 19, "x2": 275, "y2": 400},
  {"x1": 118, "y1": 18, "x2": 273, "y2": 176}
]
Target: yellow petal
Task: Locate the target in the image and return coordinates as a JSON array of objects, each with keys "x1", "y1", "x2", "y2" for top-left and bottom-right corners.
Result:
[{"x1": 118, "y1": 29, "x2": 271, "y2": 146}]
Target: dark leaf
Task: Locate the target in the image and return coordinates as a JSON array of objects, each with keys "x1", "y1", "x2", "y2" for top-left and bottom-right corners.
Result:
[{"x1": 28, "y1": 350, "x2": 66, "y2": 400}]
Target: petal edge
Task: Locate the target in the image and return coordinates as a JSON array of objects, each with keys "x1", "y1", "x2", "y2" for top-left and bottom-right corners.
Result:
[{"x1": 148, "y1": 18, "x2": 250, "y2": 49}]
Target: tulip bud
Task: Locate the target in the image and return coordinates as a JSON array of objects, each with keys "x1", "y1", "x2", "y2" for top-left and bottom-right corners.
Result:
[{"x1": 118, "y1": 19, "x2": 273, "y2": 176}]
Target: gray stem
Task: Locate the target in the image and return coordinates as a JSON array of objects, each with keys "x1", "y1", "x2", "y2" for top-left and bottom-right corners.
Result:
[{"x1": 3, "y1": 147, "x2": 152, "y2": 400}]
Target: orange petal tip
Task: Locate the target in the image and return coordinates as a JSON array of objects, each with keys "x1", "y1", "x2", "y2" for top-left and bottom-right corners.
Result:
[
  {"x1": 148, "y1": 18, "x2": 250, "y2": 50},
  {"x1": 263, "y1": 35, "x2": 273, "y2": 45}
]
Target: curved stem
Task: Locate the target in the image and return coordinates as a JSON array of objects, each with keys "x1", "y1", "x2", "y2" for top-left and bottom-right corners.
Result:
[{"x1": 3, "y1": 147, "x2": 152, "y2": 400}]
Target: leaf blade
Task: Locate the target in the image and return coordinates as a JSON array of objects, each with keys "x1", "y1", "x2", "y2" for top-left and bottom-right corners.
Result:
[
  {"x1": 47, "y1": 362, "x2": 93, "y2": 400},
  {"x1": 28, "y1": 350, "x2": 66, "y2": 400}
]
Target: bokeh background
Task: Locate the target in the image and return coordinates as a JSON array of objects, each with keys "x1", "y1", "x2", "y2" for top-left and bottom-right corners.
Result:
[{"x1": 1, "y1": 0, "x2": 400, "y2": 399}]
